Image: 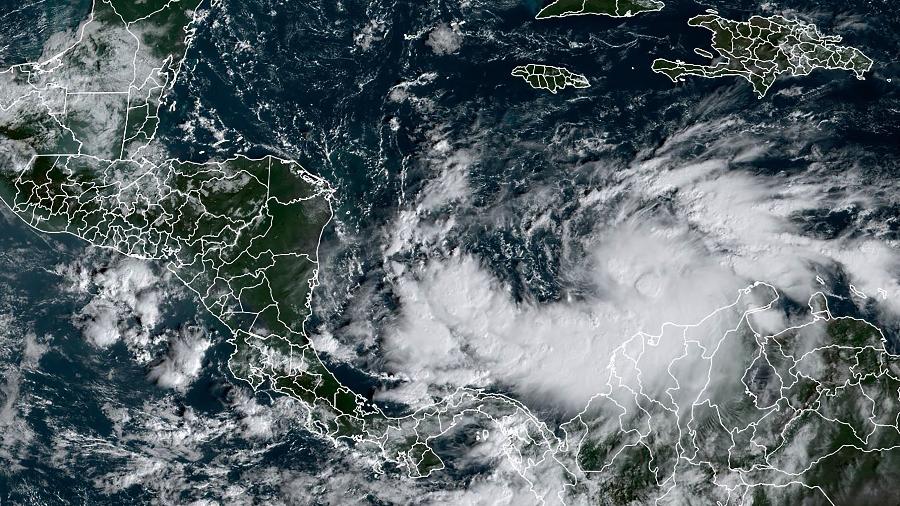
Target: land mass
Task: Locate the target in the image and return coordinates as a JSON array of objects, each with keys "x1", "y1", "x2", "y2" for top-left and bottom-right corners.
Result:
[
  {"x1": 3, "y1": 2, "x2": 899, "y2": 500},
  {"x1": 567, "y1": 284, "x2": 900, "y2": 504},
  {"x1": 651, "y1": 12, "x2": 874, "y2": 97},
  {"x1": 0, "y1": 0, "x2": 564, "y2": 480},
  {"x1": 512, "y1": 64, "x2": 590, "y2": 93},
  {"x1": 535, "y1": 0, "x2": 664, "y2": 19}
]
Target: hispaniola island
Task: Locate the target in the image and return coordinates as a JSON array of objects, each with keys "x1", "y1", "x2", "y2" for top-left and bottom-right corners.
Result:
[{"x1": 0, "y1": 0, "x2": 897, "y2": 504}]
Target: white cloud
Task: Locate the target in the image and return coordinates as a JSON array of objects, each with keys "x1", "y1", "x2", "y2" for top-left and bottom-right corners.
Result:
[
  {"x1": 385, "y1": 127, "x2": 474, "y2": 258},
  {"x1": 75, "y1": 298, "x2": 122, "y2": 347},
  {"x1": 425, "y1": 23, "x2": 462, "y2": 55},
  {"x1": 381, "y1": 246, "x2": 745, "y2": 412},
  {"x1": 62, "y1": 253, "x2": 170, "y2": 359},
  {"x1": 148, "y1": 325, "x2": 211, "y2": 390},
  {"x1": 354, "y1": 19, "x2": 386, "y2": 51},
  {"x1": 21, "y1": 332, "x2": 49, "y2": 367},
  {"x1": 377, "y1": 114, "x2": 900, "y2": 417},
  {"x1": 0, "y1": 368, "x2": 30, "y2": 471},
  {"x1": 93, "y1": 257, "x2": 164, "y2": 329},
  {"x1": 0, "y1": 327, "x2": 46, "y2": 471},
  {"x1": 417, "y1": 150, "x2": 472, "y2": 211},
  {"x1": 635, "y1": 140, "x2": 900, "y2": 312}
]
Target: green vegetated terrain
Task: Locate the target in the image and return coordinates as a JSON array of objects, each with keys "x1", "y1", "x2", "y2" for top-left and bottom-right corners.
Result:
[
  {"x1": 651, "y1": 13, "x2": 873, "y2": 97},
  {"x1": 3, "y1": 0, "x2": 900, "y2": 497},
  {"x1": 0, "y1": 0, "x2": 380, "y2": 434},
  {"x1": 511, "y1": 63, "x2": 590, "y2": 93},
  {"x1": 567, "y1": 290, "x2": 900, "y2": 504},
  {"x1": 0, "y1": 153, "x2": 376, "y2": 434},
  {"x1": 0, "y1": 0, "x2": 511, "y2": 472},
  {"x1": 536, "y1": 0, "x2": 664, "y2": 19}
]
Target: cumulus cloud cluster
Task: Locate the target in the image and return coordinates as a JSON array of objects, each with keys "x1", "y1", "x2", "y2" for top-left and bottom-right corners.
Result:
[
  {"x1": 147, "y1": 325, "x2": 211, "y2": 391},
  {"x1": 58, "y1": 254, "x2": 167, "y2": 358},
  {"x1": 425, "y1": 23, "x2": 463, "y2": 55},
  {"x1": 385, "y1": 126, "x2": 475, "y2": 258},
  {"x1": 634, "y1": 121, "x2": 900, "y2": 308},
  {"x1": 375, "y1": 113, "x2": 900, "y2": 417},
  {"x1": 55, "y1": 250, "x2": 212, "y2": 391},
  {"x1": 380, "y1": 248, "x2": 746, "y2": 411}
]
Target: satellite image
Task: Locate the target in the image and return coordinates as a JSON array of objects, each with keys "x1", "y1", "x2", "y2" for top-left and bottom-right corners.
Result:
[{"x1": 0, "y1": 0, "x2": 896, "y2": 504}]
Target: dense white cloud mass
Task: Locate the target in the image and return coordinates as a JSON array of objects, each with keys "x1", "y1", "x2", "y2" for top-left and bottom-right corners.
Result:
[
  {"x1": 91, "y1": 257, "x2": 165, "y2": 330},
  {"x1": 59, "y1": 253, "x2": 170, "y2": 360},
  {"x1": 76, "y1": 299, "x2": 122, "y2": 348},
  {"x1": 52, "y1": 251, "x2": 217, "y2": 391},
  {"x1": 637, "y1": 151, "x2": 899, "y2": 305},
  {"x1": 381, "y1": 249, "x2": 746, "y2": 411},
  {"x1": 148, "y1": 326, "x2": 211, "y2": 390},
  {"x1": 425, "y1": 23, "x2": 463, "y2": 55},
  {"x1": 377, "y1": 114, "x2": 900, "y2": 415}
]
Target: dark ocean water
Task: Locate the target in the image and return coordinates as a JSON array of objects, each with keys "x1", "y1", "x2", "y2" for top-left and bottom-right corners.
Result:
[
  {"x1": 0, "y1": 206, "x2": 345, "y2": 503},
  {"x1": 0, "y1": 0, "x2": 898, "y2": 502},
  {"x1": 164, "y1": 0, "x2": 896, "y2": 256},
  {"x1": 156, "y1": 0, "x2": 898, "y2": 347},
  {"x1": 0, "y1": 209, "x2": 153, "y2": 502}
]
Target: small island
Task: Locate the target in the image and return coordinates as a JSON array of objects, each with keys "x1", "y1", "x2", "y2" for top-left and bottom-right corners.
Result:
[
  {"x1": 651, "y1": 12, "x2": 874, "y2": 97},
  {"x1": 512, "y1": 64, "x2": 590, "y2": 94},
  {"x1": 535, "y1": 0, "x2": 664, "y2": 20}
]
